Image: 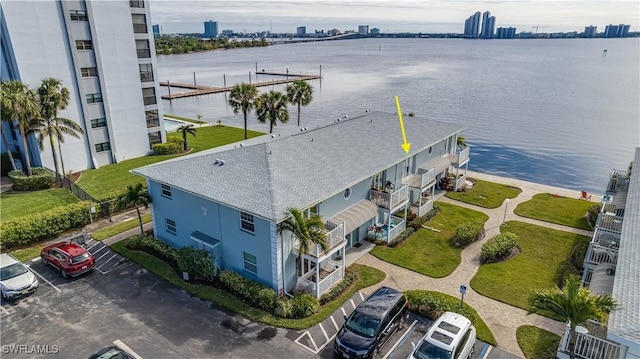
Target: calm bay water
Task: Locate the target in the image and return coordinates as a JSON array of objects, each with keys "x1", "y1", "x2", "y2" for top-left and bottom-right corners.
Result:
[{"x1": 157, "y1": 38, "x2": 640, "y2": 193}]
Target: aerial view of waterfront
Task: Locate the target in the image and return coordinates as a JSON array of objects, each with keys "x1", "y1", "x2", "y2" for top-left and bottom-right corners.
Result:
[{"x1": 158, "y1": 38, "x2": 639, "y2": 193}]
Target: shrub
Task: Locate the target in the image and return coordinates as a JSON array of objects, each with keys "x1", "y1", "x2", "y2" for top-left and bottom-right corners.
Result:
[
  {"x1": 570, "y1": 241, "x2": 589, "y2": 270},
  {"x1": 480, "y1": 232, "x2": 518, "y2": 264},
  {"x1": 408, "y1": 206, "x2": 440, "y2": 230},
  {"x1": 126, "y1": 234, "x2": 179, "y2": 267},
  {"x1": 0, "y1": 201, "x2": 92, "y2": 249},
  {"x1": 219, "y1": 270, "x2": 277, "y2": 311},
  {"x1": 554, "y1": 260, "x2": 580, "y2": 288},
  {"x1": 454, "y1": 222, "x2": 485, "y2": 247},
  {"x1": 319, "y1": 272, "x2": 358, "y2": 305},
  {"x1": 587, "y1": 204, "x2": 602, "y2": 228},
  {"x1": 274, "y1": 298, "x2": 294, "y2": 318},
  {"x1": 291, "y1": 293, "x2": 319, "y2": 318},
  {"x1": 8, "y1": 167, "x2": 55, "y2": 191},
  {"x1": 388, "y1": 228, "x2": 415, "y2": 247},
  {"x1": 176, "y1": 246, "x2": 216, "y2": 282},
  {"x1": 152, "y1": 138, "x2": 182, "y2": 155},
  {"x1": 405, "y1": 290, "x2": 475, "y2": 323}
]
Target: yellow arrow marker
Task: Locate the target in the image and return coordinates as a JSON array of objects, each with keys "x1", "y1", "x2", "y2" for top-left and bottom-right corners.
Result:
[{"x1": 395, "y1": 96, "x2": 411, "y2": 153}]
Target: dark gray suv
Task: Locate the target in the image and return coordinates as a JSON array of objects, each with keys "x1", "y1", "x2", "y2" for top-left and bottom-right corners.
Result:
[{"x1": 334, "y1": 286, "x2": 408, "y2": 358}]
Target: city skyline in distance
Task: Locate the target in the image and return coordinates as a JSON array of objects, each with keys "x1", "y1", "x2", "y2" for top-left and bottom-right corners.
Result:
[{"x1": 149, "y1": 0, "x2": 639, "y2": 34}]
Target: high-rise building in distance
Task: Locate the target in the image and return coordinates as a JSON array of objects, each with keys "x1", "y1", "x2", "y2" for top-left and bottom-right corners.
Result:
[
  {"x1": 463, "y1": 11, "x2": 481, "y2": 37},
  {"x1": 296, "y1": 26, "x2": 306, "y2": 37},
  {"x1": 480, "y1": 11, "x2": 495, "y2": 38},
  {"x1": 496, "y1": 27, "x2": 516, "y2": 39},
  {"x1": 604, "y1": 24, "x2": 630, "y2": 38},
  {"x1": 204, "y1": 20, "x2": 218, "y2": 38},
  {"x1": 0, "y1": 0, "x2": 165, "y2": 173},
  {"x1": 583, "y1": 25, "x2": 598, "y2": 38},
  {"x1": 370, "y1": 28, "x2": 380, "y2": 35},
  {"x1": 358, "y1": 25, "x2": 369, "y2": 35},
  {"x1": 152, "y1": 24, "x2": 161, "y2": 37}
]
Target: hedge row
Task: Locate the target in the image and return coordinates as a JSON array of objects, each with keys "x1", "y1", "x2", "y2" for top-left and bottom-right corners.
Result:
[
  {"x1": 152, "y1": 137, "x2": 183, "y2": 155},
  {"x1": 219, "y1": 270, "x2": 278, "y2": 312},
  {"x1": 319, "y1": 272, "x2": 358, "y2": 305},
  {"x1": 8, "y1": 167, "x2": 55, "y2": 191},
  {"x1": 587, "y1": 204, "x2": 602, "y2": 228},
  {"x1": 405, "y1": 289, "x2": 476, "y2": 323},
  {"x1": 388, "y1": 228, "x2": 416, "y2": 247},
  {"x1": 0, "y1": 201, "x2": 92, "y2": 249},
  {"x1": 275, "y1": 293, "x2": 320, "y2": 319},
  {"x1": 407, "y1": 206, "x2": 440, "y2": 231},
  {"x1": 454, "y1": 222, "x2": 485, "y2": 247},
  {"x1": 480, "y1": 232, "x2": 518, "y2": 264},
  {"x1": 126, "y1": 234, "x2": 179, "y2": 267}
]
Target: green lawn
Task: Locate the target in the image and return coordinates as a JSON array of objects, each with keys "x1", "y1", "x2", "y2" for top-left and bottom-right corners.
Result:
[
  {"x1": 470, "y1": 221, "x2": 590, "y2": 310},
  {"x1": 371, "y1": 202, "x2": 489, "y2": 278},
  {"x1": 10, "y1": 243, "x2": 47, "y2": 262},
  {"x1": 1, "y1": 188, "x2": 80, "y2": 221},
  {"x1": 517, "y1": 325, "x2": 561, "y2": 359},
  {"x1": 164, "y1": 113, "x2": 207, "y2": 124},
  {"x1": 76, "y1": 126, "x2": 263, "y2": 199},
  {"x1": 91, "y1": 213, "x2": 152, "y2": 240},
  {"x1": 514, "y1": 193, "x2": 594, "y2": 230},
  {"x1": 445, "y1": 178, "x2": 522, "y2": 208},
  {"x1": 112, "y1": 237, "x2": 385, "y2": 329}
]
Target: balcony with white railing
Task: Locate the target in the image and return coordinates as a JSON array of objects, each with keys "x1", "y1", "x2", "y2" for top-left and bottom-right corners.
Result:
[
  {"x1": 402, "y1": 167, "x2": 436, "y2": 190},
  {"x1": 450, "y1": 146, "x2": 470, "y2": 167},
  {"x1": 558, "y1": 330, "x2": 624, "y2": 359},
  {"x1": 296, "y1": 258, "x2": 344, "y2": 298},
  {"x1": 606, "y1": 169, "x2": 630, "y2": 194},
  {"x1": 387, "y1": 216, "x2": 406, "y2": 241},
  {"x1": 584, "y1": 243, "x2": 618, "y2": 267},
  {"x1": 369, "y1": 182, "x2": 409, "y2": 212},
  {"x1": 596, "y1": 213, "x2": 624, "y2": 234},
  {"x1": 418, "y1": 194, "x2": 434, "y2": 217},
  {"x1": 293, "y1": 219, "x2": 345, "y2": 259}
]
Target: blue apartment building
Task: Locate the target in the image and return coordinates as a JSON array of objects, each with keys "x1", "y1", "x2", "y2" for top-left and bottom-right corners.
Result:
[{"x1": 133, "y1": 111, "x2": 470, "y2": 298}]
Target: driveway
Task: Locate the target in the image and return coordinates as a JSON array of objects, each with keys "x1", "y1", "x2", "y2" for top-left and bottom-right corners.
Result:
[{"x1": 1, "y1": 258, "x2": 314, "y2": 359}]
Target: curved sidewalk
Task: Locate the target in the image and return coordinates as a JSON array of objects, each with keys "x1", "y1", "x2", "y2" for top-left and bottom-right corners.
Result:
[{"x1": 358, "y1": 171, "x2": 595, "y2": 358}]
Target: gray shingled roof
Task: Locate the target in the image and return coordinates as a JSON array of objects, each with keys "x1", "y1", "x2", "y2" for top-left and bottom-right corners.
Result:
[
  {"x1": 133, "y1": 111, "x2": 464, "y2": 222},
  {"x1": 608, "y1": 147, "x2": 640, "y2": 345}
]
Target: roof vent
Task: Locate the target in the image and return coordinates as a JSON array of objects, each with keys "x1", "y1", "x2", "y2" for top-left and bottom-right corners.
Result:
[
  {"x1": 344, "y1": 115, "x2": 348, "y2": 119},
  {"x1": 239, "y1": 143, "x2": 244, "y2": 147},
  {"x1": 304, "y1": 127, "x2": 308, "y2": 130},
  {"x1": 271, "y1": 134, "x2": 276, "y2": 138},
  {"x1": 214, "y1": 159, "x2": 220, "y2": 165},
  {"x1": 300, "y1": 128, "x2": 304, "y2": 132},
  {"x1": 218, "y1": 160, "x2": 225, "y2": 166},
  {"x1": 311, "y1": 138, "x2": 313, "y2": 142}
]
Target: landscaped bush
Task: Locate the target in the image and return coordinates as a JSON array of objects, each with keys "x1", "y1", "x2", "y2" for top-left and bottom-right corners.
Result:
[
  {"x1": 554, "y1": 260, "x2": 581, "y2": 288},
  {"x1": 176, "y1": 246, "x2": 216, "y2": 282},
  {"x1": 0, "y1": 201, "x2": 92, "y2": 249},
  {"x1": 587, "y1": 204, "x2": 602, "y2": 228},
  {"x1": 570, "y1": 241, "x2": 589, "y2": 270},
  {"x1": 126, "y1": 234, "x2": 179, "y2": 267},
  {"x1": 388, "y1": 228, "x2": 415, "y2": 247},
  {"x1": 405, "y1": 289, "x2": 475, "y2": 323},
  {"x1": 219, "y1": 270, "x2": 277, "y2": 312},
  {"x1": 291, "y1": 292, "x2": 319, "y2": 318},
  {"x1": 8, "y1": 167, "x2": 55, "y2": 191},
  {"x1": 480, "y1": 232, "x2": 518, "y2": 264},
  {"x1": 274, "y1": 298, "x2": 294, "y2": 318},
  {"x1": 152, "y1": 137, "x2": 182, "y2": 155},
  {"x1": 454, "y1": 222, "x2": 485, "y2": 247},
  {"x1": 408, "y1": 206, "x2": 440, "y2": 230},
  {"x1": 319, "y1": 272, "x2": 358, "y2": 305}
]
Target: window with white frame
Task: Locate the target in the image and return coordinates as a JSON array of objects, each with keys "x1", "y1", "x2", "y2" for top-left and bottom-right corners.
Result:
[
  {"x1": 166, "y1": 218, "x2": 176, "y2": 235},
  {"x1": 161, "y1": 184, "x2": 172, "y2": 198},
  {"x1": 240, "y1": 212, "x2": 255, "y2": 233},
  {"x1": 243, "y1": 252, "x2": 257, "y2": 274},
  {"x1": 81, "y1": 67, "x2": 97, "y2": 77}
]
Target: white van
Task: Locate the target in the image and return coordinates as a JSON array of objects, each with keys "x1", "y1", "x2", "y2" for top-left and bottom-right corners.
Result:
[{"x1": 408, "y1": 311, "x2": 476, "y2": 359}]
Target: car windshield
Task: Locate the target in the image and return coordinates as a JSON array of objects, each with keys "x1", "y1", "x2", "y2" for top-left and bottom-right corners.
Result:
[
  {"x1": 95, "y1": 348, "x2": 127, "y2": 359},
  {"x1": 0, "y1": 263, "x2": 28, "y2": 280},
  {"x1": 414, "y1": 341, "x2": 452, "y2": 359},
  {"x1": 345, "y1": 311, "x2": 380, "y2": 338},
  {"x1": 71, "y1": 252, "x2": 90, "y2": 264}
]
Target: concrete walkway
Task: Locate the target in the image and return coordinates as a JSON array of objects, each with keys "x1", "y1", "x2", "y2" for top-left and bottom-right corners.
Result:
[{"x1": 357, "y1": 170, "x2": 597, "y2": 358}]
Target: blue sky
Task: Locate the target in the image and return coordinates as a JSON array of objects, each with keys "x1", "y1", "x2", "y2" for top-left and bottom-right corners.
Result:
[{"x1": 148, "y1": 0, "x2": 639, "y2": 34}]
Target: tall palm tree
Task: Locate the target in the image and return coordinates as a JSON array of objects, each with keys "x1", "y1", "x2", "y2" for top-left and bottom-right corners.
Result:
[
  {"x1": 0, "y1": 80, "x2": 39, "y2": 176},
  {"x1": 228, "y1": 83, "x2": 258, "y2": 140},
  {"x1": 528, "y1": 275, "x2": 618, "y2": 359},
  {"x1": 118, "y1": 183, "x2": 151, "y2": 235},
  {"x1": 255, "y1": 90, "x2": 289, "y2": 134},
  {"x1": 278, "y1": 208, "x2": 328, "y2": 275},
  {"x1": 176, "y1": 123, "x2": 197, "y2": 151},
  {"x1": 286, "y1": 80, "x2": 313, "y2": 127},
  {"x1": 36, "y1": 78, "x2": 83, "y2": 182}
]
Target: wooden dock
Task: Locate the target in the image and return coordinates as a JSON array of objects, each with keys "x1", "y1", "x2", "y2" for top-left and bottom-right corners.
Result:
[{"x1": 160, "y1": 74, "x2": 321, "y2": 100}]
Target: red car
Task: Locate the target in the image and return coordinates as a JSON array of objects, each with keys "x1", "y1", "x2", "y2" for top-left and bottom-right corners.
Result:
[{"x1": 40, "y1": 241, "x2": 95, "y2": 278}]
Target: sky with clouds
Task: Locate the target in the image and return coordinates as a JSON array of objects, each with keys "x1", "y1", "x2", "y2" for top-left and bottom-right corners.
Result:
[{"x1": 148, "y1": 0, "x2": 639, "y2": 34}]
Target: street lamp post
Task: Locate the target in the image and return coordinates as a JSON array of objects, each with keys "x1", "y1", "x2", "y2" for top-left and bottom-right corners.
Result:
[{"x1": 502, "y1": 198, "x2": 511, "y2": 225}]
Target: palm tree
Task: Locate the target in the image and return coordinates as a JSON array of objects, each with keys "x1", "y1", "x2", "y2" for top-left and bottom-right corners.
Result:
[
  {"x1": 528, "y1": 275, "x2": 618, "y2": 359},
  {"x1": 286, "y1": 80, "x2": 313, "y2": 127},
  {"x1": 176, "y1": 124, "x2": 197, "y2": 151},
  {"x1": 0, "y1": 80, "x2": 39, "y2": 176},
  {"x1": 118, "y1": 183, "x2": 151, "y2": 235},
  {"x1": 278, "y1": 208, "x2": 328, "y2": 275},
  {"x1": 255, "y1": 90, "x2": 289, "y2": 134},
  {"x1": 228, "y1": 83, "x2": 258, "y2": 140},
  {"x1": 36, "y1": 78, "x2": 83, "y2": 182}
]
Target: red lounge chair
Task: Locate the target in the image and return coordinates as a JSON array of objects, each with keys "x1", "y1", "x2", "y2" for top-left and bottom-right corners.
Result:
[{"x1": 580, "y1": 191, "x2": 592, "y2": 200}]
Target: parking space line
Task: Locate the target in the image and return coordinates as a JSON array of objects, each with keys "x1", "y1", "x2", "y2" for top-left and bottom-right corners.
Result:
[
  {"x1": 478, "y1": 343, "x2": 491, "y2": 359},
  {"x1": 349, "y1": 298, "x2": 356, "y2": 309},
  {"x1": 113, "y1": 339, "x2": 143, "y2": 359},
  {"x1": 330, "y1": 315, "x2": 339, "y2": 331},
  {"x1": 294, "y1": 331, "x2": 319, "y2": 354},
  {"x1": 382, "y1": 320, "x2": 418, "y2": 359},
  {"x1": 101, "y1": 258, "x2": 126, "y2": 273},
  {"x1": 95, "y1": 250, "x2": 113, "y2": 262},
  {"x1": 86, "y1": 241, "x2": 102, "y2": 251},
  {"x1": 29, "y1": 268, "x2": 62, "y2": 293},
  {"x1": 0, "y1": 305, "x2": 9, "y2": 315},
  {"x1": 92, "y1": 245, "x2": 108, "y2": 255},
  {"x1": 319, "y1": 322, "x2": 329, "y2": 341},
  {"x1": 97, "y1": 254, "x2": 120, "y2": 269},
  {"x1": 84, "y1": 238, "x2": 96, "y2": 246},
  {"x1": 340, "y1": 307, "x2": 347, "y2": 317},
  {"x1": 359, "y1": 291, "x2": 365, "y2": 301}
]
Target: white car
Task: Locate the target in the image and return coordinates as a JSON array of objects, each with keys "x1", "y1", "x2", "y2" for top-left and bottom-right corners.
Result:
[
  {"x1": 0, "y1": 253, "x2": 39, "y2": 300},
  {"x1": 408, "y1": 312, "x2": 476, "y2": 359}
]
